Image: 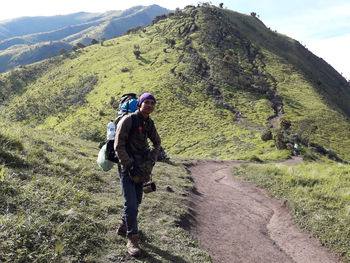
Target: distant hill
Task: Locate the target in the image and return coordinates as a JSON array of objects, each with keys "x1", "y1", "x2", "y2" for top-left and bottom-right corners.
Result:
[
  {"x1": 1, "y1": 4, "x2": 350, "y2": 162},
  {"x1": 0, "y1": 5, "x2": 170, "y2": 73}
]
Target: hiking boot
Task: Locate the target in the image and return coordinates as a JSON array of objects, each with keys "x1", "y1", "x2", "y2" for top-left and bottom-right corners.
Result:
[
  {"x1": 127, "y1": 234, "x2": 141, "y2": 257},
  {"x1": 117, "y1": 223, "x2": 127, "y2": 237}
]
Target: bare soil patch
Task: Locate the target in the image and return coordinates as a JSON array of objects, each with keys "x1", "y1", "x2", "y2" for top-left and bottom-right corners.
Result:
[{"x1": 186, "y1": 159, "x2": 341, "y2": 263}]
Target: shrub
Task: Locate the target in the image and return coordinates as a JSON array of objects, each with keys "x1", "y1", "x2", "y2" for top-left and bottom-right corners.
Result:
[
  {"x1": 90, "y1": 39, "x2": 98, "y2": 45},
  {"x1": 261, "y1": 129, "x2": 273, "y2": 141},
  {"x1": 280, "y1": 119, "x2": 291, "y2": 129},
  {"x1": 273, "y1": 129, "x2": 288, "y2": 149},
  {"x1": 124, "y1": 26, "x2": 143, "y2": 35},
  {"x1": 133, "y1": 50, "x2": 141, "y2": 59}
]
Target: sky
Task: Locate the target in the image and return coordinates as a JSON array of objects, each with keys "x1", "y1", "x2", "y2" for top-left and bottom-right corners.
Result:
[{"x1": 0, "y1": 0, "x2": 349, "y2": 80}]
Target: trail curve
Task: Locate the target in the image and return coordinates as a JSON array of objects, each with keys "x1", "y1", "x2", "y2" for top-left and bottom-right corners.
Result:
[{"x1": 186, "y1": 160, "x2": 341, "y2": 263}]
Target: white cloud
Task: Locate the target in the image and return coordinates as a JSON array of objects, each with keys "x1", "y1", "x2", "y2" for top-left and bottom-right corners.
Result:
[
  {"x1": 266, "y1": 2, "x2": 350, "y2": 39},
  {"x1": 306, "y1": 34, "x2": 350, "y2": 80},
  {"x1": 258, "y1": 2, "x2": 350, "y2": 79}
]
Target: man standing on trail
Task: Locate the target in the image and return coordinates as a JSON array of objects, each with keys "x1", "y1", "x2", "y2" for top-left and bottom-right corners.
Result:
[{"x1": 114, "y1": 93, "x2": 161, "y2": 256}]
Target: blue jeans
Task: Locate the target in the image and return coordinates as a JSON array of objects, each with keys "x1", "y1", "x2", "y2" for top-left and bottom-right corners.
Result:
[{"x1": 118, "y1": 165, "x2": 143, "y2": 237}]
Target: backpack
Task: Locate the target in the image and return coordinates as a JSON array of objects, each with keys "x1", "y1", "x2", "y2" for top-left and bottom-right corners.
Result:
[
  {"x1": 115, "y1": 93, "x2": 138, "y2": 126},
  {"x1": 105, "y1": 93, "x2": 138, "y2": 163}
]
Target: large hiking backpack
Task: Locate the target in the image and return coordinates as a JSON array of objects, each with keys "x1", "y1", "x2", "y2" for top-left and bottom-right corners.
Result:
[
  {"x1": 105, "y1": 93, "x2": 138, "y2": 163},
  {"x1": 115, "y1": 93, "x2": 138, "y2": 126}
]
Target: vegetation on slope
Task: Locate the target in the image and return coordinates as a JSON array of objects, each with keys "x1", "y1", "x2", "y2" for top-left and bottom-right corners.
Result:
[
  {"x1": 234, "y1": 162, "x2": 350, "y2": 262},
  {"x1": 1, "y1": 5, "x2": 349, "y2": 162},
  {"x1": 0, "y1": 41, "x2": 72, "y2": 73},
  {"x1": 0, "y1": 118, "x2": 209, "y2": 262}
]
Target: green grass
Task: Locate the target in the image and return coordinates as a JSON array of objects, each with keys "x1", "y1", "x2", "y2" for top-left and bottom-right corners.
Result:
[
  {"x1": 233, "y1": 161, "x2": 350, "y2": 262},
  {"x1": 1, "y1": 5, "x2": 349, "y2": 162},
  {"x1": 264, "y1": 51, "x2": 350, "y2": 160},
  {"x1": 0, "y1": 119, "x2": 210, "y2": 262}
]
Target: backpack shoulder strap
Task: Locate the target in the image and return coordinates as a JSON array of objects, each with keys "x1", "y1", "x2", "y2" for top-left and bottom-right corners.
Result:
[
  {"x1": 125, "y1": 114, "x2": 138, "y2": 156},
  {"x1": 130, "y1": 113, "x2": 139, "y2": 136}
]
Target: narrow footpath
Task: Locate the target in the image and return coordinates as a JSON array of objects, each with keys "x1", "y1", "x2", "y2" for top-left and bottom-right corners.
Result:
[{"x1": 187, "y1": 159, "x2": 341, "y2": 263}]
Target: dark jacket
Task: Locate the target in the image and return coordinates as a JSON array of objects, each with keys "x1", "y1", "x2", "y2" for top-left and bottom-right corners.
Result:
[{"x1": 114, "y1": 110, "x2": 161, "y2": 172}]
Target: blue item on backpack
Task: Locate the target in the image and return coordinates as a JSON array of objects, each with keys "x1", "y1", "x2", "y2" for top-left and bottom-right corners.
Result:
[{"x1": 121, "y1": 98, "x2": 138, "y2": 112}]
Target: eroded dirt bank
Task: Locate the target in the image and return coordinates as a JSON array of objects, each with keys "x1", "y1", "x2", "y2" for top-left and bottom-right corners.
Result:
[{"x1": 186, "y1": 160, "x2": 341, "y2": 263}]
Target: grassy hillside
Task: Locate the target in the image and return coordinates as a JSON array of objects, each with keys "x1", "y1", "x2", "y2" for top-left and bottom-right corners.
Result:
[
  {"x1": 234, "y1": 161, "x2": 350, "y2": 261},
  {"x1": 224, "y1": 11, "x2": 350, "y2": 116},
  {"x1": 0, "y1": 118, "x2": 209, "y2": 262},
  {"x1": 0, "y1": 41, "x2": 72, "y2": 72},
  {"x1": 1, "y1": 5, "x2": 349, "y2": 162}
]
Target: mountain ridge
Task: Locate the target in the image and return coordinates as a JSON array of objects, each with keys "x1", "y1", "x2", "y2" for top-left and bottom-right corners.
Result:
[{"x1": 0, "y1": 5, "x2": 170, "y2": 73}]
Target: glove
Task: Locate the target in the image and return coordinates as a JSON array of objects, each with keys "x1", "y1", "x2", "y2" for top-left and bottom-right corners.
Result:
[{"x1": 128, "y1": 162, "x2": 144, "y2": 183}]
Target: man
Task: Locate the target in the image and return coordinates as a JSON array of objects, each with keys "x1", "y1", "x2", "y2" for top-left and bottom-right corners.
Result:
[{"x1": 114, "y1": 93, "x2": 161, "y2": 256}]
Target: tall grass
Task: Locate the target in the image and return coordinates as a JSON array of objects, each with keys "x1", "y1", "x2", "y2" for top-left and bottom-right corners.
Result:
[{"x1": 0, "y1": 119, "x2": 210, "y2": 262}]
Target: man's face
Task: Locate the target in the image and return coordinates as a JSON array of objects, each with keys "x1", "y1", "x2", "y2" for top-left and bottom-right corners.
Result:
[{"x1": 140, "y1": 99, "x2": 155, "y2": 115}]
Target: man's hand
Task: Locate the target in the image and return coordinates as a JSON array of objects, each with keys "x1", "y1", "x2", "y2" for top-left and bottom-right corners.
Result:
[{"x1": 128, "y1": 162, "x2": 143, "y2": 179}]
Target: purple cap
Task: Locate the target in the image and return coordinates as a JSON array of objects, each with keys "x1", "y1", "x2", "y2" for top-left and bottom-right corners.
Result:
[{"x1": 137, "y1": 93, "x2": 156, "y2": 107}]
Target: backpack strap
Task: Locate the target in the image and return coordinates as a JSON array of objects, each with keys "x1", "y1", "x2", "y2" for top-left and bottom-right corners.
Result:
[
  {"x1": 125, "y1": 114, "x2": 138, "y2": 156},
  {"x1": 130, "y1": 113, "x2": 138, "y2": 136}
]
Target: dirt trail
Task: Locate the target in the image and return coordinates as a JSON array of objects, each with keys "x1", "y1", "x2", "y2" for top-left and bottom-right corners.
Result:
[{"x1": 187, "y1": 159, "x2": 341, "y2": 263}]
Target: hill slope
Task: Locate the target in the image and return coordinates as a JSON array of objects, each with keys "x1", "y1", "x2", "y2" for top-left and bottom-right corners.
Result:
[
  {"x1": 0, "y1": 5, "x2": 170, "y2": 73},
  {"x1": 0, "y1": 118, "x2": 209, "y2": 262},
  {"x1": 1, "y1": 4, "x2": 350, "y2": 162}
]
